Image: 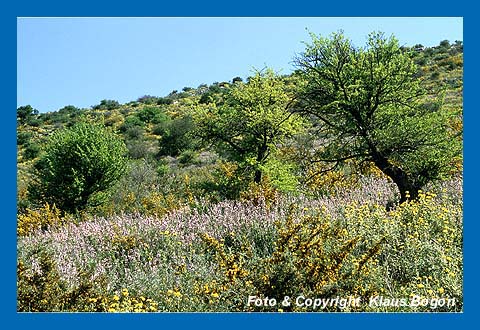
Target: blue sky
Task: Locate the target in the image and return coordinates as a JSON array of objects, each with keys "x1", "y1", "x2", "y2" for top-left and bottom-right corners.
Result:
[{"x1": 17, "y1": 17, "x2": 463, "y2": 113}]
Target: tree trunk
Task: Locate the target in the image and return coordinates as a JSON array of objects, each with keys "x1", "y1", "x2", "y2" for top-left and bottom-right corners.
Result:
[
  {"x1": 373, "y1": 155, "x2": 419, "y2": 204},
  {"x1": 254, "y1": 169, "x2": 262, "y2": 184},
  {"x1": 254, "y1": 143, "x2": 268, "y2": 184}
]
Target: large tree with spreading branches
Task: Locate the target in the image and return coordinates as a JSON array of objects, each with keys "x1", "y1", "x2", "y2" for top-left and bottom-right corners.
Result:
[{"x1": 295, "y1": 31, "x2": 461, "y2": 202}]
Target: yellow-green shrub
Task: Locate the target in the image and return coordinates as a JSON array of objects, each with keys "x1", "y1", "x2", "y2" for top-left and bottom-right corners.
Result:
[
  {"x1": 17, "y1": 252, "x2": 98, "y2": 312},
  {"x1": 343, "y1": 191, "x2": 463, "y2": 311},
  {"x1": 17, "y1": 203, "x2": 68, "y2": 236},
  {"x1": 196, "y1": 207, "x2": 383, "y2": 311},
  {"x1": 141, "y1": 192, "x2": 182, "y2": 216},
  {"x1": 17, "y1": 251, "x2": 159, "y2": 312},
  {"x1": 240, "y1": 179, "x2": 278, "y2": 209}
]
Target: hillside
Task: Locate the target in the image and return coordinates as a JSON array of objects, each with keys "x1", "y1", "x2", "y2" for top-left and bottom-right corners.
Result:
[
  {"x1": 16, "y1": 36, "x2": 463, "y2": 312},
  {"x1": 17, "y1": 39, "x2": 463, "y2": 210}
]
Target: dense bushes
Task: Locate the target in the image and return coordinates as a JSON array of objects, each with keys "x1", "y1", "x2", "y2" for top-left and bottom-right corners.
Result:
[
  {"x1": 29, "y1": 123, "x2": 128, "y2": 213},
  {"x1": 157, "y1": 115, "x2": 196, "y2": 157},
  {"x1": 92, "y1": 99, "x2": 120, "y2": 110},
  {"x1": 17, "y1": 177, "x2": 462, "y2": 312}
]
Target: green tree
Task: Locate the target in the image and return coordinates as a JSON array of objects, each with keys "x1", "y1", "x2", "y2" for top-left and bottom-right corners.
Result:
[
  {"x1": 295, "y1": 31, "x2": 461, "y2": 202},
  {"x1": 92, "y1": 99, "x2": 120, "y2": 110},
  {"x1": 157, "y1": 115, "x2": 195, "y2": 157},
  {"x1": 136, "y1": 106, "x2": 169, "y2": 124},
  {"x1": 17, "y1": 105, "x2": 39, "y2": 124},
  {"x1": 30, "y1": 123, "x2": 128, "y2": 213},
  {"x1": 195, "y1": 69, "x2": 303, "y2": 184},
  {"x1": 23, "y1": 142, "x2": 41, "y2": 160}
]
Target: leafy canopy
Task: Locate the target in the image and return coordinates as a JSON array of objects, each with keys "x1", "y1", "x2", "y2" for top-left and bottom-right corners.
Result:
[
  {"x1": 195, "y1": 69, "x2": 304, "y2": 183},
  {"x1": 30, "y1": 122, "x2": 128, "y2": 213},
  {"x1": 295, "y1": 31, "x2": 461, "y2": 201}
]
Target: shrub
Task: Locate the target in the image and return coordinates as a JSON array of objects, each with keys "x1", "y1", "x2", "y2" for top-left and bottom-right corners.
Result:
[
  {"x1": 26, "y1": 117, "x2": 42, "y2": 127},
  {"x1": 125, "y1": 126, "x2": 145, "y2": 139},
  {"x1": 29, "y1": 123, "x2": 128, "y2": 213},
  {"x1": 126, "y1": 139, "x2": 152, "y2": 159},
  {"x1": 136, "y1": 106, "x2": 169, "y2": 124},
  {"x1": 178, "y1": 150, "x2": 198, "y2": 165},
  {"x1": 119, "y1": 116, "x2": 145, "y2": 133},
  {"x1": 17, "y1": 203, "x2": 66, "y2": 236},
  {"x1": 196, "y1": 207, "x2": 383, "y2": 312},
  {"x1": 17, "y1": 105, "x2": 38, "y2": 124},
  {"x1": 101, "y1": 159, "x2": 175, "y2": 215},
  {"x1": 17, "y1": 131, "x2": 33, "y2": 145},
  {"x1": 156, "y1": 97, "x2": 173, "y2": 105},
  {"x1": 342, "y1": 190, "x2": 463, "y2": 311},
  {"x1": 92, "y1": 99, "x2": 120, "y2": 110},
  {"x1": 156, "y1": 160, "x2": 170, "y2": 177},
  {"x1": 158, "y1": 115, "x2": 196, "y2": 157},
  {"x1": 17, "y1": 251, "x2": 98, "y2": 312},
  {"x1": 23, "y1": 142, "x2": 41, "y2": 160},
  {"x1": 137, "y1": 95, "x2": 158, "y2": 104},
  {"x1": 196, "y1": 161, "x2": 249, "y2": 201}
]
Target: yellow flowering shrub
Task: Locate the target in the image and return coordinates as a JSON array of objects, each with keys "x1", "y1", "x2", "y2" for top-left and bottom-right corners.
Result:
[
  {"x1": 343, "y1": 191, "x2": 462, "y2": 311},
  {"x1": 17, "y1": 203, "x2": 69, "y2": 236},
  {"x1": 306, "y1": 160, "x2": 384, "y2": 196},
  {"x1": 240, "y1": 179, "x2": 278, "y2": 209},
  {"x1": 196, "y1": 208, "x2": 383, "y2": 311},
  {"x1": 17, "y1": 252, "x2": 99, "y2": 312},
  {"x1": 17, "y1": 250, "x2": 159, "y2": 312},
  {"x1": 252, "y1": 207, "x2": 383, "y2": 311},
  {"x1": 141, "y1": 192, "x2": 182, "y2": 216}
]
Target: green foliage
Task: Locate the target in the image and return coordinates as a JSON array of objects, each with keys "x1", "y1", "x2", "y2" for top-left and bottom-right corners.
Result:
[
  {"x1": 195, "y1": 69, "x2": 304, "y2": 184},
  {"x1": 125, "y1": 125, "x2": 145, "y2": 140},
  {"x1": 93, "y1": 99, "x2": 120, "y2": 110},
  {"x1": 295, "y1": 31, "x2": 462, "y2": 202},
  {"x1": 23, "y1": 142, "x2": 41, "y2": 160},
  {"x1": 17, "y1": 250, "x2": 99, "y2": 312},
  {"x1": 261, "y1": 157, "x2": 299, "y2": 193},
  {"x1": 199, "y1": 83, "x2": 228, "y2": 105},
  {"x1": 58, "y1": 105, "x2": 81, "y2": 117},
  {"x1": 29, "y1": 123, "x2": 128, "y2": 213},
  {"x1": 119, "y1": 115, "x2": 145, "y2": 133},
  {"x1": 126, "y1": 139, "x2": 151, "y2": 159},
  {"x1": 137, "y1": 95, "x2": 159, "y2": 104},
  {"x1": 197, "y1": 162, "x2": 250, "y2": 201},
  {"x1": 136, "y1": 106, "x2": 169, "y2": 124},
  {"x1": 178, "y1": 149, "x2": 198, "y2": 165},
  {"x1": 17, "y1": 105, "x2": 39, "y2": 125},
  {"x1": 156, "y1": 97, "x2": 174, "y2": 105},
  {"x1": 157, "y1": 115, "x2": 196, "y2": 157},
  {"x1": 17, "y1": 131, "x2": 33, "y2": 146}
]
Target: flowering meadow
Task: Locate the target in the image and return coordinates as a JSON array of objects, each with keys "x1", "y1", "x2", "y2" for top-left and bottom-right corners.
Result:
[{"x1": 17, "y1": 175, "x2": 462, "y2": 312}]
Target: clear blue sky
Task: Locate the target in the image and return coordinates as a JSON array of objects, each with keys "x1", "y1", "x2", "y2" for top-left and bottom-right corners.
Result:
[{"x1": 17, "y1": 17, "x2": 463, "y2": 113}]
